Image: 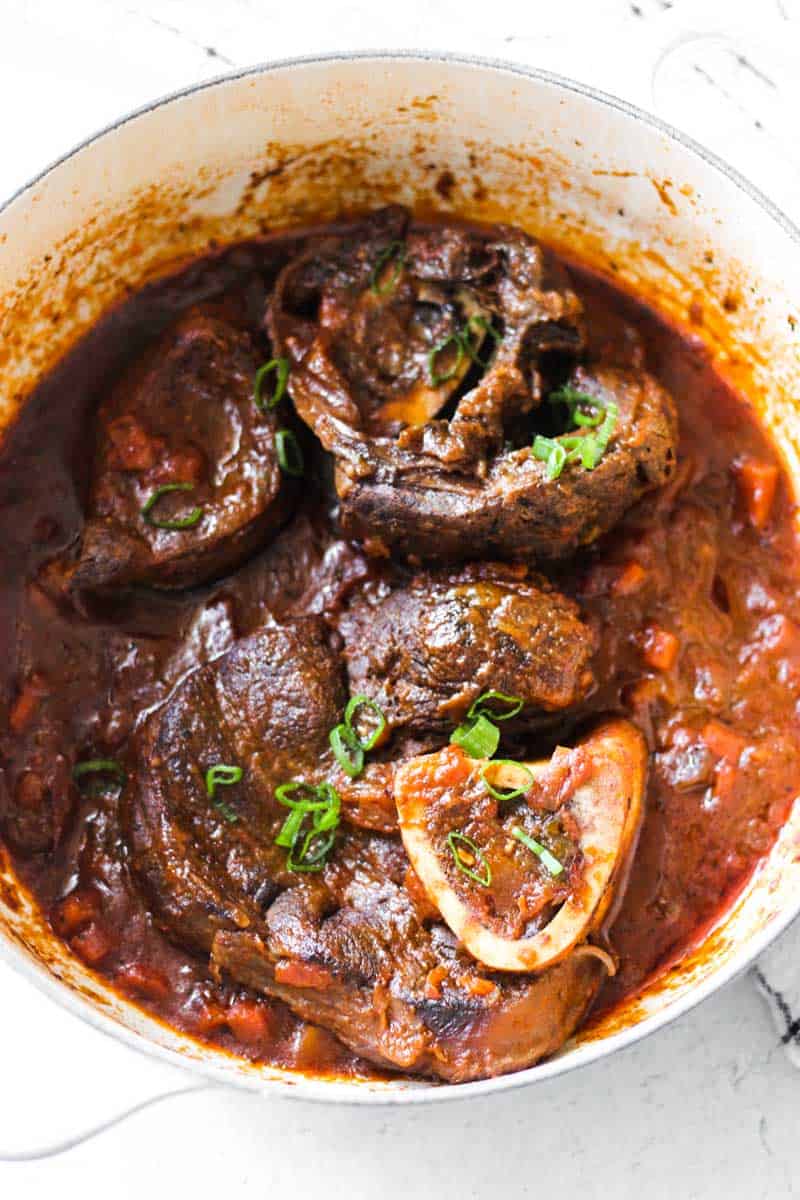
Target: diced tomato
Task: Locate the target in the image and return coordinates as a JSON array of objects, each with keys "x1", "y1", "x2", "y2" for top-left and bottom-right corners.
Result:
[
  {"x1": 71, "y1": 922, "x2": 113, "y2": 966},
  {"x1": 424, "y1": 965, "x2": 448, "y2": 1001},
  {"x1": 642, "y1": 625, "x2": 680, "y2": 672},
  {"x1": 735, "y1": 459, "x2": 778, "y2": 530},
  {"x1": 225, "y1": 999, "x2": 273, "y2": 1046},
  {"x1": 274, "y1": 959, "x2": 334, "y2": 990}
]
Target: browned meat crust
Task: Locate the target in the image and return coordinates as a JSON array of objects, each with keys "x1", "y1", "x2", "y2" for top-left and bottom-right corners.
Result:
[
  {"x1": 127, "y1": 619, "x2": 605, "y2": 1081},
  {"x1": 268, "y1": 207, "x2": 676, "y2": 562},
  {"x1": 71, "y1": 308, "x2": 294, "y2": 591},
  {"x1": 338, "y1": 563, "x2": 597, "y2": 735}
]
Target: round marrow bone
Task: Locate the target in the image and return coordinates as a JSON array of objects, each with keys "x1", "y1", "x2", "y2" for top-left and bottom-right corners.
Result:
[{"x1": 394, "y1": 719, "x2": 646, "y2": 973}]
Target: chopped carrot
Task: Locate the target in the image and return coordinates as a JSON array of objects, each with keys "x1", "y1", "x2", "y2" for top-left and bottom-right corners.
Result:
[
  {"x1": 458, "y1": 975, "x2": 497, "y2": 999},
  {"x1": 71, "y1": 922, "x2": 113, "y2": 966},
  {"x1": 424, "y1": 965, "x2": 448, "y2": 1001},
  {"x1": 735, "y1": 459, "x2": 778, "y2": 530},
  {"x1": 115, "y1": 962, "x2": 171, "y2": 1002},
  {"x1": 613, "y1": 561, "x2": 647, "y2": 596},
  {"x1": 9, "y1": 674, "x2": 47, "y2": 734},
  {"x1": 52, "y1": 889, "x2": 99, "y2": 937},
  {"x1": 225, "y1": 998, "x2": 273, "y2": 1046},
  {"x1": 642, "y1": 626, "x2": 680, "y2": 672},
  {"x1": 189, "y1": 999, "x2": 228, "y2": 1035},
  {"x1": 702, "y1": 719, "x2": 746, "y2": 763},
  {"x1": 274, "y1": 959, "x2": 334, "y2": 990}
]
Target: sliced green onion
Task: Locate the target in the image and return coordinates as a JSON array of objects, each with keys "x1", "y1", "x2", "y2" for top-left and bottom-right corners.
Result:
[
  {"x1": 533, "y1": 435, "x2": 568, "y2": 481},
  {"x1": 428, "y1": 314, "x2": 503, "y2": 385},
  {"x1": 548, "y1": 384, "x2": 604, "y2": 428},
  {"x1": 254, "y1": 357, "x2": 290, "y2": 412},
  {"x1": 288, "y1": 827, "x2": 337, "y2": 873},
  {"x1": 72, "y1": 759, "x2": 127, "y2": 793},
  {"x1": 141, "y1": 482, "x2": 203, "y2": 530},
  {"x1": 275, "y1": 780, "x2": 333, "y2": 811},
  {"x1": 344, "y1": 695, "x2": 387, "y2": 751},
  {"x1": 329, "y1": 723, "x2": 364, "y2": 778},
  {"x1": 450, "y1": 713, "x2": 500, "y2": 759},
  {"x1": 481, "y1": 759, "x2": 535, "y2": 802},
  {"x1": 205, "y1": 764, "x2": 242, "y2": 799},
  {"x1": 274, "y1": 779, "x2": 340, "y2": 871},
  {"x1": 213, "y1": 799, "x2": 239, "y2": 824},
  {"x1": 467, "y1": 690, "x2": 524, "y2": 723},
  {"x1": 511, "y1": 826, "x2": 564, "y2": 877},
  {"x1": 276, "y1": 429, "x2": 304, "y2": 477},
  {"x1": 428, "y1": 331, "x2": 466, "y2": 386},
  {"x1": 534, "y1": 394, "x2": 619, "y2": 481},
  {"x1": 446, "y1": 831, "x2": 492, "y2": 888},
  {"x1": 370, "y1": 241, "x2": 406, "y2": 295},
  {"x1": 462, "y1": 314, "x2": 502, "y2": 365},
  {"x1": 275, "y1": 804, "x2": 306, "y2": 848},
  {"x1": 205, "y1": 763, "x2": 243, "y2": 823}
]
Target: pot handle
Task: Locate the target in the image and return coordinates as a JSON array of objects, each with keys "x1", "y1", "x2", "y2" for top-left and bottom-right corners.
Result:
[{"x1": 0, "y1": 960, "x2": 220, "y2": 1160}]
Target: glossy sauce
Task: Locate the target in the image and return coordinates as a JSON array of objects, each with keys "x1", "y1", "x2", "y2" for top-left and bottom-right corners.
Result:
[{"x1": 1, "y1": 227, "x2": 798, "y2": 1075}]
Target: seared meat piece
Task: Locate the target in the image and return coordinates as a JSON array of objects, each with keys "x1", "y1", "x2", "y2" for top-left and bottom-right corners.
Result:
[
  {"x1": 340, "y1": 363, "x2": 678, "y2": 561},
  {"x1": 128, "y1": 621, "x2": 345, "y2": 950},
  {"x1": 268, "y1": 206, "x2": 598, "y2": 559},
  {"x1": 71, "y1": 308, "x2": 293, "y2": 591},
  {"x1": 127, "y1": 619, "x2": 607, "y2": 1081},
  {"x1": 338, "y1": 565, "x2": 597, "y2": 735}
]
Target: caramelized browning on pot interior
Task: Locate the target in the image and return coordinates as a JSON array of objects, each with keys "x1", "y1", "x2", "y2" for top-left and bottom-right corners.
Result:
[{"x1": 0, "y1": 210, "x2": 798, "y2": 1082}]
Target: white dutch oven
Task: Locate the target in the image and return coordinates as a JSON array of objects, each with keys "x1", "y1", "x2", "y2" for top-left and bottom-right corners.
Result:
[{"x1": 1, "y1": 53, "x2": 800, "y2": 1127}]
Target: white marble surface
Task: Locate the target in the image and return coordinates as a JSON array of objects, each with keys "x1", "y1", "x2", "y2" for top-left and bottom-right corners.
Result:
[{"x1": 2, "y1": 0, "x2": 800, "y2": 1195}]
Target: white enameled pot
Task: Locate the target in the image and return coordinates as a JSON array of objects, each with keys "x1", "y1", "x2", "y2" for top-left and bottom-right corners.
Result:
[{"x1": 1, "y1": 53, "x2": 799, "y2": 1129}]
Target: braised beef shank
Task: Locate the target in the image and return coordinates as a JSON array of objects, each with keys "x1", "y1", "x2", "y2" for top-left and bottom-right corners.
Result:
[{"x1": 72, "y1": 308, "x2": 293, "y2": 591}]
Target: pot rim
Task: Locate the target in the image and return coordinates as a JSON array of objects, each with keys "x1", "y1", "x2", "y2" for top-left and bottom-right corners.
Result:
[{"x1": 2, "y1": 49, "x2": 799, "y2": 1105}]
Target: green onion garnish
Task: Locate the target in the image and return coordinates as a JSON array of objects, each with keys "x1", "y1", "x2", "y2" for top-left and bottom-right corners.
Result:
[
  {"x1": 254, "y1": 357, "x2": 290, "y2": 412},
  {"x1": 329, "y1": 723, "x2": 364, "y2": 778},
  {"x1": 344, "y1": 695, "x2": 386, "y2": 752},
  {"x1": 548, "y1": 384, "x2": 604, "y2": 428},
  {"x1": 533, "y1": 397, "x2": 619, "y2": 481},
  {"x1": 467, "y1": 690, "x2": 523, "y2": 723},
  {"x1": 274, "y1": 780, "x2": 340, "y2": 872},
  {"x1": 276, "y1": 429, "x2": 304, "y2": 477},
  {"x1": 205, "y1": 763, "x2": 243, "y2": 823},
  {"x1": 141, "y1": 482, "x2": 203, "y2": 530},
  {"x1": 447, "y1": 831, "x2": 492, "y2": 888},
  {"x1": 481, "y1": 759, "x2": 534, "y2": 802},
  {"x1": 428, "y1": 331, "x2": 466, "y2": 387},
  {"x1": 72, "y1": 759, "x2": 127, "y2": 793},
  {"x1": 462, "y1": 315, "x2": 502, "y2": 366},
  {"x1": 327, "y1": 695, "x2": 386, "y2": 780},
  {"x1": 511, "y1": 826, "x2": 564, "y2": 877},
  {"x1": 427, "y1": 316, "x2": 503, "y2": 386},
  {"x1": 450, "y1": 713, "x2": 500, "y2": 759},
  {"x1": 370, "y1": 241, "x2": 406, "y2": 295}
]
